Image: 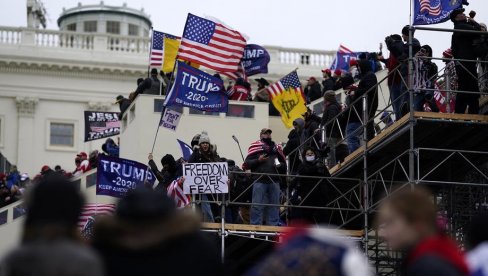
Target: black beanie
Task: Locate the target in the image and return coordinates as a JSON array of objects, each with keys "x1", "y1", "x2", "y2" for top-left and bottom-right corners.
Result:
[
  {"x1": 26, "y1": 175, "x2": 84, "y2": 227},
  {"x1": 160, "y1": 154, "x2": 176, "y2": 167},
  {"x1": 116, "y1": 188, "x2": 176, "y2": 221}
]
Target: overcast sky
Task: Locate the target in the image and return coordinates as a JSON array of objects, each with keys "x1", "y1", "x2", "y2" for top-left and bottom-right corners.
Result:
[{"x1": 1, "y1": 0, "x2": 487, "y2": 59}]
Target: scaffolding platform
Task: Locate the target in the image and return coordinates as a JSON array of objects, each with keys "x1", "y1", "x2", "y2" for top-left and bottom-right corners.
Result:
[
  {"x1": 330, "y1": 112, "x2": 488, "y2": 183},
  {"x1": 201, "y1": 223, "x2": 365, "y2": 238}
]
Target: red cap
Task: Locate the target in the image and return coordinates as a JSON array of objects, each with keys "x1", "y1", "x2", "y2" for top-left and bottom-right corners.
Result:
[
  {"x1": 349, "y1": 59, "x2": 358, "y2": 66},
  {"x1": 321, "y1": 68, "x2": 332, "y2": 74},
  {"x1": 77, "y1": 152, "x2": 88, "y2": 158},
  {"x1": 41, "y1": 165, "x2": 50, "y2": 172},
  {"x1": 442, "y1": 48, "x2": 453, "y2": 58},
  {"x1": 307, "y1": 76, "x2": 316, "y2": 81},
  {"x1": 334, "y1": 69, "x2": 342, "y2": 76}
]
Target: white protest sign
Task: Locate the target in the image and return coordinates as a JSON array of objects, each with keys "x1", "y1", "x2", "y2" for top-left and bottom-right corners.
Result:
[
  {"x1": 160, "y1": 108, "x2": 182, "y2": 132},
  {"x1": 183, "y1": 162, "x2": 229, "y2": 194}
]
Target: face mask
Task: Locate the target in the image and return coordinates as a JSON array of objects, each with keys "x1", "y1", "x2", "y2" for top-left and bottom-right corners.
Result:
[
  {"x1": 306, "y1": 155, "x2": 315, "y2": 162},
  {"x1": 262, "y1": 138, "x2": 272, "y2": 144}
]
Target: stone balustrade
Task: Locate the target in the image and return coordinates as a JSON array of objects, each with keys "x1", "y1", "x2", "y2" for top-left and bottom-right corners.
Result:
[{"x1": 0, "y1": 26, "x2": 336, "y2": 75}]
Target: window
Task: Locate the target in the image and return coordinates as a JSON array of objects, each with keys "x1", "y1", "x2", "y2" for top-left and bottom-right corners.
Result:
[
  {"x1": 128, "y1": 24, "x2": 139, "y2": 36},
  {"x1": 106, "y1": 21, "x2": 120, "y2": 34},
  {"x1": 66, "y1": 23, "x2": 76, "y2": 32},
  {"x1": 226, "y1": 104, "x2": 255, "y2": 118},
  {"x1": 83, "y1": 21, "x2": 97, "y2": 32},
  {"x1": 50, "y1": 122, "x2": 74, "y2": 147},
  {"x1": 189, "y1": 109, "x2": 219, "y2": 116}
]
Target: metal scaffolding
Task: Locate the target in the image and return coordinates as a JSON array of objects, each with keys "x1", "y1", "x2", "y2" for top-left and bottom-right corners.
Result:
[{"x1": 191, "y1": 25, "x2": 488, "y2": 275}]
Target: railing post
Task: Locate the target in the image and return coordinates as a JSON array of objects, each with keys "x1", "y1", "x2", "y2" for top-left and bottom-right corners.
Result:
[
  {"x1": 94, "y1": 34, "x2": 108, "y2": 51},
  {"x1": 20, "y1": 29, "x2": 36, "y2": 46},
  {"x1": 362, "y1": 94, "x2": 369, "y2": 253}
]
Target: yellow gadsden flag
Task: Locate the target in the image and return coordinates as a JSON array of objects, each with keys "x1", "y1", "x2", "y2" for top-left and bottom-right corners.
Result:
[
  {"x1": 161, "y1": 34, "x2": 199, "y2": 73},
  {"x1": 267, "y1": 71, "x2": 307, "y2": 128}
]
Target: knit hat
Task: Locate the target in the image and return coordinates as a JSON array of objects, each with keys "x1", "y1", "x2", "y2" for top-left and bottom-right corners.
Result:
[
  {"x1": 26, "y1": 176, "x2": 84, "y2": 227},
  {"x1": 199, "y1": 131, "x2": 211, "y2": 144},
  {"x1": 293, "y1": 118, "x2": 305, "y2": 129},
  {"x1": 161, "y1": 154, "x2": 176, "y2": 167},
  {"x1": 450, "y1": 8, "x2": 465, "y2": 22},
  {"x1": 324, "y1": 91, "x2": 337, "y2": 103},
  {"x1": 116, "y1": 187, "x2": 175, "y2": 222},
  {"x1": 443, "y1": 48, "x2": 453, "y2": 58},
  {"x1": 402, "y1": 25, "x2": 414, "y2": 36}
]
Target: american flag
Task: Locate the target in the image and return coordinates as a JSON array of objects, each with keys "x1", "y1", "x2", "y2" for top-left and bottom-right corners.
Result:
[
  {"x1": 221, "y1": 62, "x2": 247, "y2": 81},
  {"x1": 338, "y1": 44, "x2": 353, "y2": 54},
  {"x1": 167, "y1": 179, "x2": 190, "y2": 209},
  {"x1": 78, "y1": 203, "x2": 115, "y2": 229},
  {"x1": 178, "y1": 14, "x2": 246, "y2": 73},
  {"x1": 419, "y1": 0, "x2": 441, "y2": 16},
  {"x1": 150, "y1": 30, "x2": 165, "y2": 67},
  {"x1": 89, "y1": 121, "x2": 120, "y2": 133},
  {"x1": 267, "y1": 71, "x2": 304, "y2": 100}
]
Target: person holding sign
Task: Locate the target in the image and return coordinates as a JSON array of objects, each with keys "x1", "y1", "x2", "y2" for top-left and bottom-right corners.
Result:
[
  {"x1": 244, "y1": 128, "x2": 287, "y2": 226},
  {"x1": 188, "y1": 131, "x2": 220, "y2": 222}
]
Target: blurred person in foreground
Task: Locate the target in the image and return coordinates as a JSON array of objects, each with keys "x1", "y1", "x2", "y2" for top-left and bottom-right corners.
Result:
[
  {"x1": 0, "y1": 175, "x2": 103, "y2": 276},
  {"x1": 466, "y1": 212, "x2": 488, "y2": 276},
  {"x1": 377, "y1": 187, "x2": 468, "y2": 276},
  {"x1": 93, "y1": 188, "x2": 222, "y2": 276},
  {"x1": 246, "y1": 226, "x2": 371, "y2": 276}
]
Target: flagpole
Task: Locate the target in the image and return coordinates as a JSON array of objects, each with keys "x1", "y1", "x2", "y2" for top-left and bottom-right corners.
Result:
[
  {"x1": 150, "y1": 14, "x2": 192, "y2": 154},
  {"x1": 147, "y1": 26, "x2": 154, "y2": 78}
]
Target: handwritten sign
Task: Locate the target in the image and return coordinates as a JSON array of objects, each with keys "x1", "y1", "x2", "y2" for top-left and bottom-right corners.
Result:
[
  {"x1": 160, "y1": 109, "x2": 182, "y2": 132},
  {"x1": 183, "y1": 162, "x2": 228, "y2": 194}
]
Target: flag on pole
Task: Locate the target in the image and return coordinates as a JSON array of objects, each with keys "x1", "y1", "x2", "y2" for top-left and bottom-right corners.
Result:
[
  {"x1": 413, "y1": 0, "x2": 463, "y2": 25},
  {"x1": 178, "y1": 14, "x2": 247, "y2": 72},
  {"x1": 162, "y1": 33, "x2": 181, "y2": 73},
  {"x1": 150, "y1": 30, "x2": 165, "y2": 67},
  {"x1": 330, "y1": 44, "x2": 362, "y2": 71},
  {"x1": 177, "y1": 139, "x2": 193, "y2": 161},
  {"x1": 268, "y1": 71, "x2": 308, "y2": 129},
  {"x1": 221, "y1": 63, "x2": 247, "y2": 81}
]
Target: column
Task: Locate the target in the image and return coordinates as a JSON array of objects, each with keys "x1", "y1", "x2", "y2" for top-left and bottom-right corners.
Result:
[{"x1": 16, "y1": 97, "x2": 38, "y2": 175}]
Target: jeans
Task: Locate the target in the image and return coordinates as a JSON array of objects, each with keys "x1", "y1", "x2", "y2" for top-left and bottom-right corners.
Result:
[
  {"x1": 346, "y1": 122, "x2": 362, "y2": 154},
  {"x1": 200, "y1": 194, "x2": 214, "y2": 222},
  {"x1": 390, "y1": 83, "x2": 404, "y2": 120},
  {"x1": 250, "y1": 182, "x2": 280, "y2": 226}
]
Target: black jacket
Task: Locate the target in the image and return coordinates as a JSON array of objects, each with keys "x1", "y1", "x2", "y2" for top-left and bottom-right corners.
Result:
[
  {"x1": 148, "y1": 159, "x2": 179, "y2": 190},
  {"x1": 245, "y1": 141, "x2": 286, "y2": 183},
  {"x1": 321, "y1": 102, "x2": 342, "y2": 139},
  {"x1": 294, "y1": 160, "x2": 330, "y2": 201},
  {"x1": 347, "y1": 67, "x2": 378, "y2": 123},
  {"x1": 118, "y1": 99, "x2": 131, "y2": 115},
  {"x1": 452, "y1": 20, "x2": 481, "y2": 60},
  {"x1": 304, "y1": 82, "x2": 323, "y2": 103},
  {"x1": 322, "y1": 78, "x2": 335, "y2": 92}
]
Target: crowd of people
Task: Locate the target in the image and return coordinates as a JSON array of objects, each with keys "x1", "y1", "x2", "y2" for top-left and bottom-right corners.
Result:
[{"x1": 2, "y1": 173, "x2": 488, "y2": 275}]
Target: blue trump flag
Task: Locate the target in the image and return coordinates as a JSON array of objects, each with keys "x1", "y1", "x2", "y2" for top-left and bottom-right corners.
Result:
[
  {"x1": 96, "y1": 155, "x2": 155, "y2": 198},
  {"x1": 177, "y1": 139, "x2": 193, "y2": 161},
  {"x1": 165, "y1": 61, "x2": 228, "y2": 112},
  {"x1": 242, "y1": 44, "x2": 270, "y2": 76},
  {"x1": 413, "y1": 0, "x2": 462, "y2": 25}
]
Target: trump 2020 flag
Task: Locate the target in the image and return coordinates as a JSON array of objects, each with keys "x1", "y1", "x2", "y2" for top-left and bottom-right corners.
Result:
[
  {"x1": 165, "y1": 61, "x2": 228, "y2": 112},
  {"x1": 242, "y1": 44, "x2": 270, "y2": 76},
  {"x1": 178, "y1": 14, "x2": 246, "y2": 72},
  {"x1": 330, "y1": 44, "x2": 360, "y2": 71},
  {"x1": 177, "y1": 139, "x2": 193, "y2": 161},
  {"x1": 268, "y1": 71, "x2": 308, "y2": 129},
  {"x1": 96, "y1": 155, "x2": 155, "y2": 198},
  {"x1": 413, "y1": 0, "x2": 463, "y2": 25}
]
